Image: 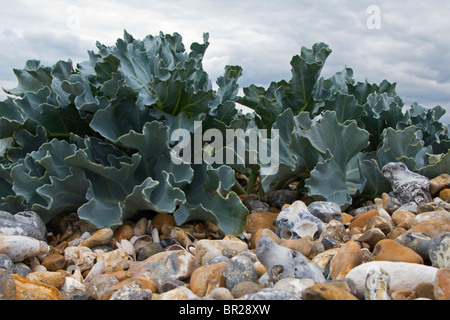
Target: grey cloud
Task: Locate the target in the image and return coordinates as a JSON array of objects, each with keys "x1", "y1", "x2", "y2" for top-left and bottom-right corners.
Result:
[{"x1": 0, "y1": 0, "x2": 448, "y2": 124}]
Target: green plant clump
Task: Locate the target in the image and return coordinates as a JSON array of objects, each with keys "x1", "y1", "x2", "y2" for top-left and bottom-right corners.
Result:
[{"x1": 0, "y1": 31, "x2": 448, "y2": 237}]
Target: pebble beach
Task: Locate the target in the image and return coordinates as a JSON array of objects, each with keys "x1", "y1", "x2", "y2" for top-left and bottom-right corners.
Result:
[{"x1": 0, "y1": 162, "x2": 449, "y2": 302}]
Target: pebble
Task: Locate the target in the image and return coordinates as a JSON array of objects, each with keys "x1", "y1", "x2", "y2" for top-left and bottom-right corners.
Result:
[
  {"x1": 0, "y1": 254, "x2": 13, "y2": 271},
  {"x1": 114, "y1": 224, "x2": 134, "y2": 242},
  {"x1": 129, "y1": 249, "x2": 196, "y2": 285},
  {"x1": 428, "y1": 232, "x2": 450, "y2": 268},
  {"x1": 205, "y1": 287, "x2": 235, "y2": 300},
  {"x1": 86, "y1": 273, "x2": 119, "y2": 300},
  {"x1": 244, "y1": 211, "x2": 278, "y2": 234},
  {"x1": 272, "y1": 277, "x2": 315, "y2": 297},
  {"x1": 240, "y1": 288, "x2": 301, "y2": 300},
  {"x1": 382, "y1": 162, "x2": 432, "y2": 204},
  {"x1": 0, "y1": 268, "x2": 16, "y2": 300},
  {"x1": 0, "y1": 234, "x2": 49, "y2": 262},
  {"x1": 26, "y1": 271, "x2": 66, "y2": 289},
  {"x1": 0, "y1": 168, "x2": 448, "y2": 301},
  {"x1": 329, "y1": 240, "x2": 363, "y2": 280},
  {"x1": 348, "y1": 209, "x2": 379, "y2": 230},
  {"x1": 223, "y1": 255, "x2": 258, "y2": 290},
  {"x1": 79, "y1": 228, "x2": 114, "y2": 248},
  {"x1": 356, "y1": 228, "x2": 386, "y2": 249},
  {"x1": 345, "y1": 261, "x2": 439, "y2": 297},
  {"x1": 429, "y1": 174, "x2": 450, "y2": 195},
  {"x1": 230, "y1": 281, "x2": 261, "y2": 298},
  {"x1": 274, "y1": 200, "x2": 325, "y2": 240},
  {"x1": 137, "y1": 242, "x2": 164, "y2": 261},
  {"x1": 11, "y1": 263, "x2": 31, "y2": 277},
  {"x1": 13, "y1": 273, "x2": 62, "y2": 300},
  {"x1": 394, "y1": 232, "x2": 432, "y2": 262},
  {"x1": 408, "y1": 215, "x2": 450, "y2": 238},
  {"x1": 151, "y1": 213, "x2": 176, "y2": 232},
  {"x1": 60, "y1": 277, "x2": 87, "y2": 298},
  {"x1": 189, "y1": 262, "x2": 227, "y2": 296},
  {"x1": 372, "y1": 239, "x2": 424, "y2": 264},
  {"x1": 415, "y1": 282, "x2": 435, "y2": 300},
  {"x1": 158, "y1": 286, "x2": 198, "y2": 300},
  {"x1": 108, "y1": 281, "x2": 153, "y2": 300},
  {"x1": 0, "y1": 211, "x2": 47, "y2": 241},
  {"x1": 133, "y1": 217, "x2": 148, "y2": 237},
  {"x1": 194, "y1": 239, "x2": 248, "y2": 266},
  {"x1": 41, "y1": 253, "x2": 66, "y2": 271},
  {"x1": 308, "y1": 201, "x2": 342, "y2": 223},
  {"x1": 256, "y1": 236, "x2": 326, "y2": 283},
  {"x1": 364, "y1": 264, "x2": 391, "y2": 300},
  {"x1": 434, "y1": 268, "x2": 450, "y2": 300},
  {"x1": 64, "y1": 246, "x2": 96, "y2": 272},
  {"x1": 302, "y1": 283, "x2": 358, "y2": 300},
  {"x1": 440, "y1": 188, "x2": 450, "y2": 202},
  {"x1": 391, "y1": 209, "x2": 416, "y2": 227}
]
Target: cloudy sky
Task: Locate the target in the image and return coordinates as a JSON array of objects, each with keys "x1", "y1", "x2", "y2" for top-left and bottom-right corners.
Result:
[{"x1": 1, "y1": 0, "x2": 449, "y2": 124}]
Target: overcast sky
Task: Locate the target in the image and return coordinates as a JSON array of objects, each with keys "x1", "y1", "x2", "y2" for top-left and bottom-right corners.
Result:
[{"x1": 1, "y1": 0, "x2": 449, "y2": 124}]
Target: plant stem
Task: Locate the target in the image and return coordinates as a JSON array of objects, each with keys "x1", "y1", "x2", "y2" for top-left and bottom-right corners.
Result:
[
  {"x1": 246, "y1": 168, "x2": 258, "y2": 195},
  {"x1": 232, "y1": 176, "x2": 247, "y2": 195}
]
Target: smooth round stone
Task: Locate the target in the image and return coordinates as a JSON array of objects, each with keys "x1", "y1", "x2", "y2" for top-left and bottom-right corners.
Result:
[
  {"x1": 223, "y1": 256, "x2": 258, "y2": 291},
  {"x1": 349, "y1": 205, "x2": 377, "y2": 217},
  {"x1": 429, "y1": 174, "x2": 450, "y2": 195},
  {"x1": 0, "y1": 234, "x2": 49, "y2": 262},
  {"x1": 231, "y1": 281, "x2": 262, "y2": 298},
  {"x1": 428, "y1": 232, "x2": 450, "y2": 269},
  {"x1": 109, "y1": 281, "x2": 152, "y2": 300},
  {"x1": 11, "y1": 263, "x2": 31, "y2": 277},
  {"x1": 206, "y1": 255, "x2": 229, "y2": 265},
  {"x1": 394, "y1": 232, "x2": 432, "y2": 262},
  {"x1": 137, "y1": 242, "x2": 164, "y2": 261},
  {"x1": 0, "y1": 254, "x2": 13, "y2": 271},
  {"x1": 345, "y1": 261, "x2": 439, "y2": 297},
  {"x1": 302, "y1": 283, "x2": 358, "y2": 300},
  {"x1": 0, "y1": 211, "x2": 47, "y2": 241},
  {"x1": 0, "y1": 268, "x2": 16, "y2": 300},
  {"x1": 308, "y1": 201, "x2": 342, "y2": 223},
  {"x1": 190, "y1": 262, "x2": 227, "y2": 296},
  {"x1": 240, "y1": 288, "x2": 301, "y2": 300},
  {"x1": 273, "y1": 277, "x2": 315, "y2": 297},
  {"x1": 372, "y1": 239, "x2": 424, "y2": 264},
  {"x1": 159, "y1": 237, "x2": 182, "y2": 249},
  {"x1": 434, "y1": 268, "x2": 450, "y2": 300},
  {"x1": 79, "y1": 228, "x2": 114, "y2": 248},
  {"x1": 397, "y1": 202, "x2": 418, "y2": 214},
  {"x1": 205, "y1": 287, "x2": 235, "y2": 300},
  {"x1": 86, "y1": 274, "x2": 120, "y2": 300},
  {"x1": 41, "y1": 253, "x2": 66, "y2": 271}
]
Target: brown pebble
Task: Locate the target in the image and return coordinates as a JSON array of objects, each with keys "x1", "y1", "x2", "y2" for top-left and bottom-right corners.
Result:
[
  {"x1": 434, "y1": 268, "x2": 450, "y2": 300},
  {"x1": 41, "y1": 253, "x2": 66, "y2": 271},
  {"x1": 348, "y1": 209, "x2": 379, "y2": 230},
  {"x1": 439, "y1": 188, "x2": 450, "y2": 202},
  {"x1": 391, "y1": 289, "x2": 416, "y2": 300},
  {"x1": 151, "y1": 213, "x2": 176, "y2": 232},
  {"x1": 245, "y1": 212, "x2": 278, "y2": 234},
  {"x1": 302, "y1": 283, "x2": 358, "y2": 300},
  {"x1": 371, "y1": 239, "x2": 424, "y2": 264},
  {"x1": 114, "y1": 224, "x2": 134, "y2": 242},
  {"x1": 415, "y1": 282, "x2": 435, "y2": 300}
]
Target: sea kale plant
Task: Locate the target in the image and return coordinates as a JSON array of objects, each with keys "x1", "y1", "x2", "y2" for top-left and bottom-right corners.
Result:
[{"x1": 0, "y1": 31, "x2": 449, "y2": 237}]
